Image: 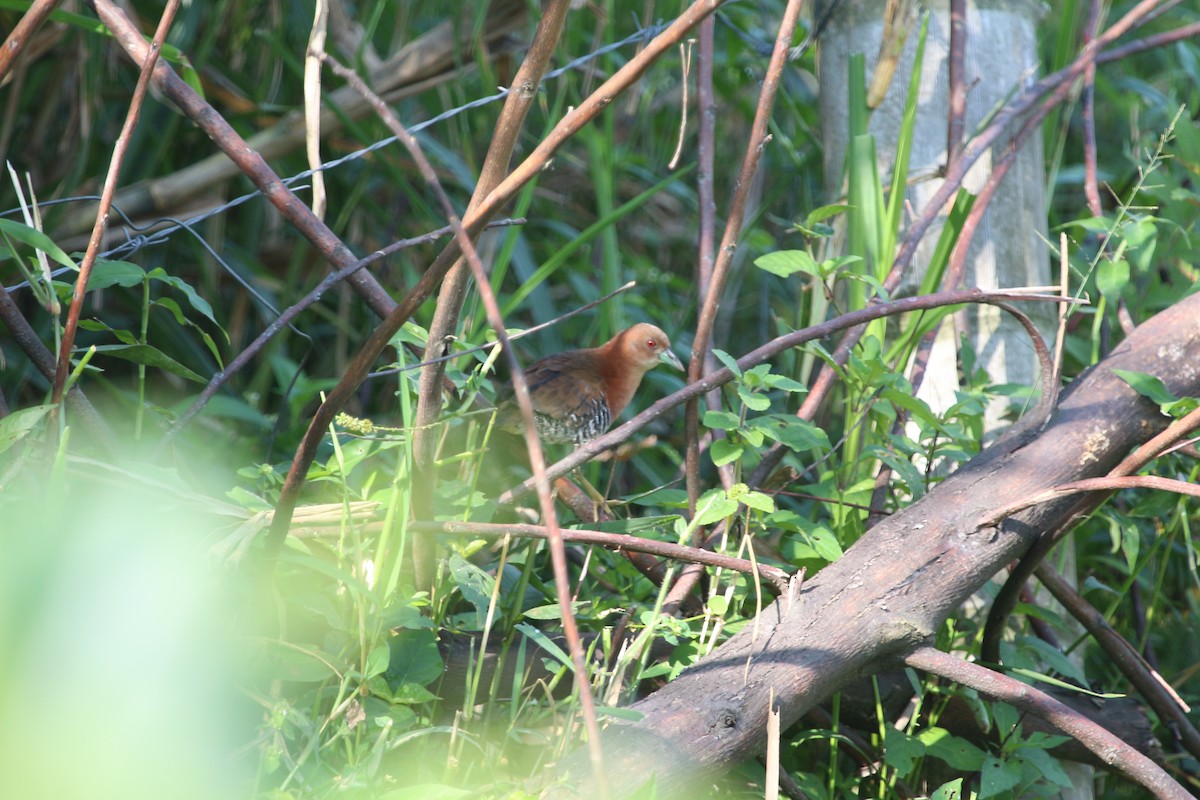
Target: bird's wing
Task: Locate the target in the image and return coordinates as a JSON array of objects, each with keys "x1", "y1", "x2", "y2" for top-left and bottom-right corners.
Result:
[{"x1": 521, "y1": 353, "x2": 607, "y2": 420}]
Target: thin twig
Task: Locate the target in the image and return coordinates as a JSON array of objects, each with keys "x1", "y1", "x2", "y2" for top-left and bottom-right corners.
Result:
[
  {"x1": 978, "y1": 474, "x2": 1200, "y2": 528},
  {"x1": 946, "y1": 0, "x2": 967, "y2": 169},
  {"x1": 409, "y1": 0, "x2": 572, "y2": 591},
  {"x1": 685, "y1": 0, "x2": 805, "y2": 509},
  {"x1": 1033, "y1": 561, "x2": 1200, "y2": 760},
  {"x1": 53, "y1": 0, "x2": 181, "y2": 405},
  {"x1": 0, "y1": 0, "x2": 63, "y2": 80},
  {"x1": 1082, "y1": 0, "x2": 1104, "y2": 217},
  {"x1": 409, "y1": 520, "x2": 791, "y2": 591},
  {"x1": 905, "y1": 646, "x2": 1190, "y2": 800},
  {"x1": 981, "y1": 404, "x2": 1200, "y2": 665}
]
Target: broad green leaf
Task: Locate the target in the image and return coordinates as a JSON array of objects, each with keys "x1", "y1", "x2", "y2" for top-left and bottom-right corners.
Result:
[
  {"x1": 87, "y1": 259, "x2": 145, "y2": 290},
  {"x1": 78, "y1": 318, "x2": 137, "y2": 344},
  {"x1": 763, "y1": 373, "x2": 807, "y2": 393},
  {"x1": 522, "y1": 601, "x2": 588, "y2": 621},
  {"x1": 695, "y1": 488, "x2": 739, "y2": 526},
  {"x1": 754, "y1": 249, "x2": 820, "y2": 278},
  {"x1": 448, "y1": 554, "x2": 494, "y2": 628},
  {"x1": 806, "y1": 203, "x2": 851, "y2": 226},
  {"x1": 1017, "y1": 746, "x2": 1073, "y2": 788},
  {"x1": 0, "y1": 404, "x2": 54, "y2": 456},
  {"x1": 930, "y1": 779, "x2": 964, "y2": 800},
  {"x1": 710, "y1": 437, "x2": 743, "y2": 467},
  {"x1": 365, "y1": 643, "x2": 391, "y2": 679},
  {"x1": 883, "y1": 727, "x2": 926, "y2": 775},
  {"x1": 752, "y1": 415, "x2": 831, "y2": 453},
  {"x1": 737, "y1": 386, "x2": 771, "y2": 411},
  {"x1": 807, "y1": 525, "x2": 843, "y2": 562},
  {"x1": 1111, "y1": 368, "x2": 1174, "y2": 405},
  {"x1": 702, "y1": 410, "x2": 741, "y2": 431},
  {"x1": 1096, "y1": 257, "x2": 1130, "y2": 300},
  {"x1": 712, "y1": 348, "x2": 742, "y2": 379},
  {"x1": 390, "y1": 682, "x2": 438, "y2": 704},
  {"x1": 740, "y1": 491, "x2": 774, "y2": 514},
  {"x1": 980, "y1": 755, "x2": 1021, "y2": 799},
  {"x1": 0, "y1": 218, "x2": 75, "y2": 268},
  {"x1": 918, "y1": 727, "x2": 986, "y2": 770},
  {"x1": 384, "y1": 629, "x2": 443, "y2": 687},
  {"x1": 89, "y1": 343, "x2": 206, "y2": 382}
]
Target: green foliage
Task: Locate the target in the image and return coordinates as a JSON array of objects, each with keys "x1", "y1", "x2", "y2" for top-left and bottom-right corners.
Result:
[{"x1": 2, "y1": 0, "x2": 1200, "y2": 798}]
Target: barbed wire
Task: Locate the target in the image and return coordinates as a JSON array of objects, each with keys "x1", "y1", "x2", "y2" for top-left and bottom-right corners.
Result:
[{"x1": 2, "y1": 18, "x2": 672, "y2": 272}]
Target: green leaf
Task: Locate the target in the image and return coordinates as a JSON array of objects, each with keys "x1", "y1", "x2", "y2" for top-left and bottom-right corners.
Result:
[
  {"x1": 78, "y1": 318, "x2": 138, "y2": 344},
  {"x1": 980, "y1": 755, "x2": 1021, "y2": 799},
  {"x1": 597, "y1": 706, "x2": 646, "y2": 722},
  {"x1": 712, "y1": 348, "x2": 742, "y2": 379},
  {"x1": 384, "y1": 629, "x2": 443, "y2": 687},
  {"x1": 737, "y1": 386, "x2": 771, "y2": 411},
  {"x1": 702, "y1": 410, "x2": 742, "y2": 431},
  {"x1": 1057, "y1": 215, "x2": 1113, "y2": 233},
  {"x1": 918, "y1": 727, "x2": 986, "y2": 770},
  {"x1": 1111, "y1": 368, "x2": 1175, "y2": 405},
  {"x1": 1096, "y1": 257, "x2": 1130, "y2": 300},
  {"x1": 88, "y1": 259, "x2": 146, "y2": 290},
  {"x1": 883, "y1": 727, "x2": 926, "y2": 775},
  {"x1": 522, "y1": 601, "x2": 588, "y2": 620},
  {"x1": 516, "y1": 623, "x2": 573, "y2": 671},
  {"x1": 930, "y1": 779, "x2": 964, "y2": 800},
  {"x1": 0, "y1": 404, "x2": 54, "y2": 456},
  {"x1": 751, "y1": 415, "x2": 831, "y2": 453},
  {"x1": 364, "y1": 643, "x2": 391, "y2": 679},
  {"x1": 259, "y1": 641, "x2": 341, "y2": 683},
  {"x1": 741, "y1": 490, "x2": 775, "y2": 514},
  {"x1": 754, "y1": 249, "x2": 820, "y2": 278},
  {"x1": 695, "y1": 488, "x2": 739, "y2": 526},
  {"x1": 147, "y1": 267, "x2": 221, "y2": 329},
  {"x1": 763, "y1": 373, "x2": 807, "y2": 393},
  {"x1": 0, "y1": 218, "x2": 75, "y2": 268},
  {"x1": 805, "y1": 203, "x2": 851, "y2": 226},
  {"x1": 807, "y1": 525, "x2": 843, "y2": 562},
  {"x1": 448, "y1": 554, "x2": 494, "y2": 628},
  {"x1": 390, "y1": 682, "x2": 438, "y2": 704},
  {"x1": 1016, "y1": 746, "x2": 1073, "y2": 788},
  {"x1": 89, "y1": 343, "x2": 206, "y2": 383},
  {"x1": 710, "y1": 437, "x2": 743, "y2": 467},
  {"x1": 1007, "y1": 667, "x2": 1123, "y2": 699}
]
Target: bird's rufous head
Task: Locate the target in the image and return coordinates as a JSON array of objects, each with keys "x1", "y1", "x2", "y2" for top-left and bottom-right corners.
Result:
[{"x1": 616, "y1": 322, "x2": 684, "y2": 374}]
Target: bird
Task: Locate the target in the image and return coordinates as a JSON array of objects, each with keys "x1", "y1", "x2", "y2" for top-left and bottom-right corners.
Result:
[{"x1": 497, "y1": 322, "x2": 684, "y2": 447}]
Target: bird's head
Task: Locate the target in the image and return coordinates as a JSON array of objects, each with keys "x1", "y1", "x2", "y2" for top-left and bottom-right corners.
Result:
[{"x1": 617, "y1": 322, "x2": 684, "y2": 374}]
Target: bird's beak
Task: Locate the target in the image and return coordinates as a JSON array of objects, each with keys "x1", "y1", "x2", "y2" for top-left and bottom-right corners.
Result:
[{"x1": 660, "y1": 349, "x2": 684, "y2": 371}]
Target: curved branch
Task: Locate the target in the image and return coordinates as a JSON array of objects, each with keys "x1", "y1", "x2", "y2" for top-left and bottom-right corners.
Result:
[
  {"x1": 409, "y1": 520, "x2": 793, "y2": 591},
  {"x1": 905, "y1": 646, "x2": 1188, "y2": 800}
]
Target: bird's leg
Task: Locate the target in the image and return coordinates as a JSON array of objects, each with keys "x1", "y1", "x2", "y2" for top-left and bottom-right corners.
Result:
[{"x1": 553, "y1": 474, "x2": 612, "y2": 523}]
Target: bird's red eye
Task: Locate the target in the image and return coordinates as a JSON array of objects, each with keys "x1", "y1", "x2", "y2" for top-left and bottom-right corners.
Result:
[{"x1": 646, "y1": 339, "x2": 658, "y2": 349}]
